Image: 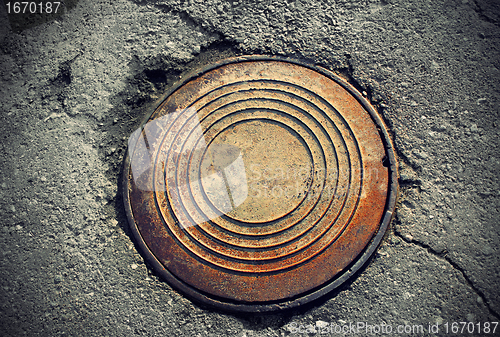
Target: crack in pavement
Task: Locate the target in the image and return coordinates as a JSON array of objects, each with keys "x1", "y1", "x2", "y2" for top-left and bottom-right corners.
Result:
[{"x1": 392, "y1": 225, "x2": 500, "y2": 320}]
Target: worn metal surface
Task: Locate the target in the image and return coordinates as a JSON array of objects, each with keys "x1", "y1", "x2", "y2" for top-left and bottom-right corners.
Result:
[{"x1": 123, "y1": 56, "x2": 398, "y2": 312}]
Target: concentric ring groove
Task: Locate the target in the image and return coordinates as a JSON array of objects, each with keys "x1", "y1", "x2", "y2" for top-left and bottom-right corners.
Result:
[{"x1": 148, "y1": 80, "x2": 365, "y2": 271}]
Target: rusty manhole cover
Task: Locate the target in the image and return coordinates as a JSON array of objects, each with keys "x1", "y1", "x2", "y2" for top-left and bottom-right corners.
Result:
[{"x1": 123, "y1": 56, "x2": 398, "y2": 312}]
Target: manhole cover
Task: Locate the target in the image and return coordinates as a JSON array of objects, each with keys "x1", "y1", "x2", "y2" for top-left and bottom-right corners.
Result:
[{"x1": 123, "y1": 56, "x2": 398, "y2": 312}]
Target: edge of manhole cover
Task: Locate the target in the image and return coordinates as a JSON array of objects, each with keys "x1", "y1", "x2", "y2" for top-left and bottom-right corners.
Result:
[{"x1": 122, "y1": 55, "x2": 398, "y2": 312}]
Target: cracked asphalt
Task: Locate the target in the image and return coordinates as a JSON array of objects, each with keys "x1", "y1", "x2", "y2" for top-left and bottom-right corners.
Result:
[{"x1": 0, "y1": 0, "x2": 499, "y2": 336}]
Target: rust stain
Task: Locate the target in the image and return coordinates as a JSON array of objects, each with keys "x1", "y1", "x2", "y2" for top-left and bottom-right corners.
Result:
[{"x1": 123, "y1": 56, "x2": 398, "y2": 312}]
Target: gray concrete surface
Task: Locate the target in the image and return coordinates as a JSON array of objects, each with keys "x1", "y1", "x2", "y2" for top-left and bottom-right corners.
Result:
[{"x1": 0, "y1": 0, "x2": 499, "y2": 336}]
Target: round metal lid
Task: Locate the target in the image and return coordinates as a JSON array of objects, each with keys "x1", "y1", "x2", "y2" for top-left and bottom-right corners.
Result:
[{"x1": 123, "y1": 56, "x2": 398, "y2": 312}]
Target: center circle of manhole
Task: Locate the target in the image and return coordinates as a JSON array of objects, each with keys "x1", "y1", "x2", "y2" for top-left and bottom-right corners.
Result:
[
  {"x1": 123, "y1": 56, "x2": 398, "y2": 312},
  {"x1": 206, "y1": 119, "x2": 313, "y2": 224}
]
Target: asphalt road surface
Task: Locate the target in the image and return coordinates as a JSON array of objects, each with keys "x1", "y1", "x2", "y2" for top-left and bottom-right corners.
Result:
[{"x1": 0, "y1": 0, "x2": 499, "y2": 336}]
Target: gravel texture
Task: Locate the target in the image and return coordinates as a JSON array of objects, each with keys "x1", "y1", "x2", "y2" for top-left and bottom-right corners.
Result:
[{"x1": 0, "y1": 0, "x2": 499, "y2": 336}]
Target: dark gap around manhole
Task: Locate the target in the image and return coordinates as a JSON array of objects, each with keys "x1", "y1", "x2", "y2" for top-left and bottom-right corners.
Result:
[
  {"x1": 382, "y1": 155, "x2": 390, "y2": 167},
  {"x1": 144, "y1": 69, "x2": 168, "y2": 85}
]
